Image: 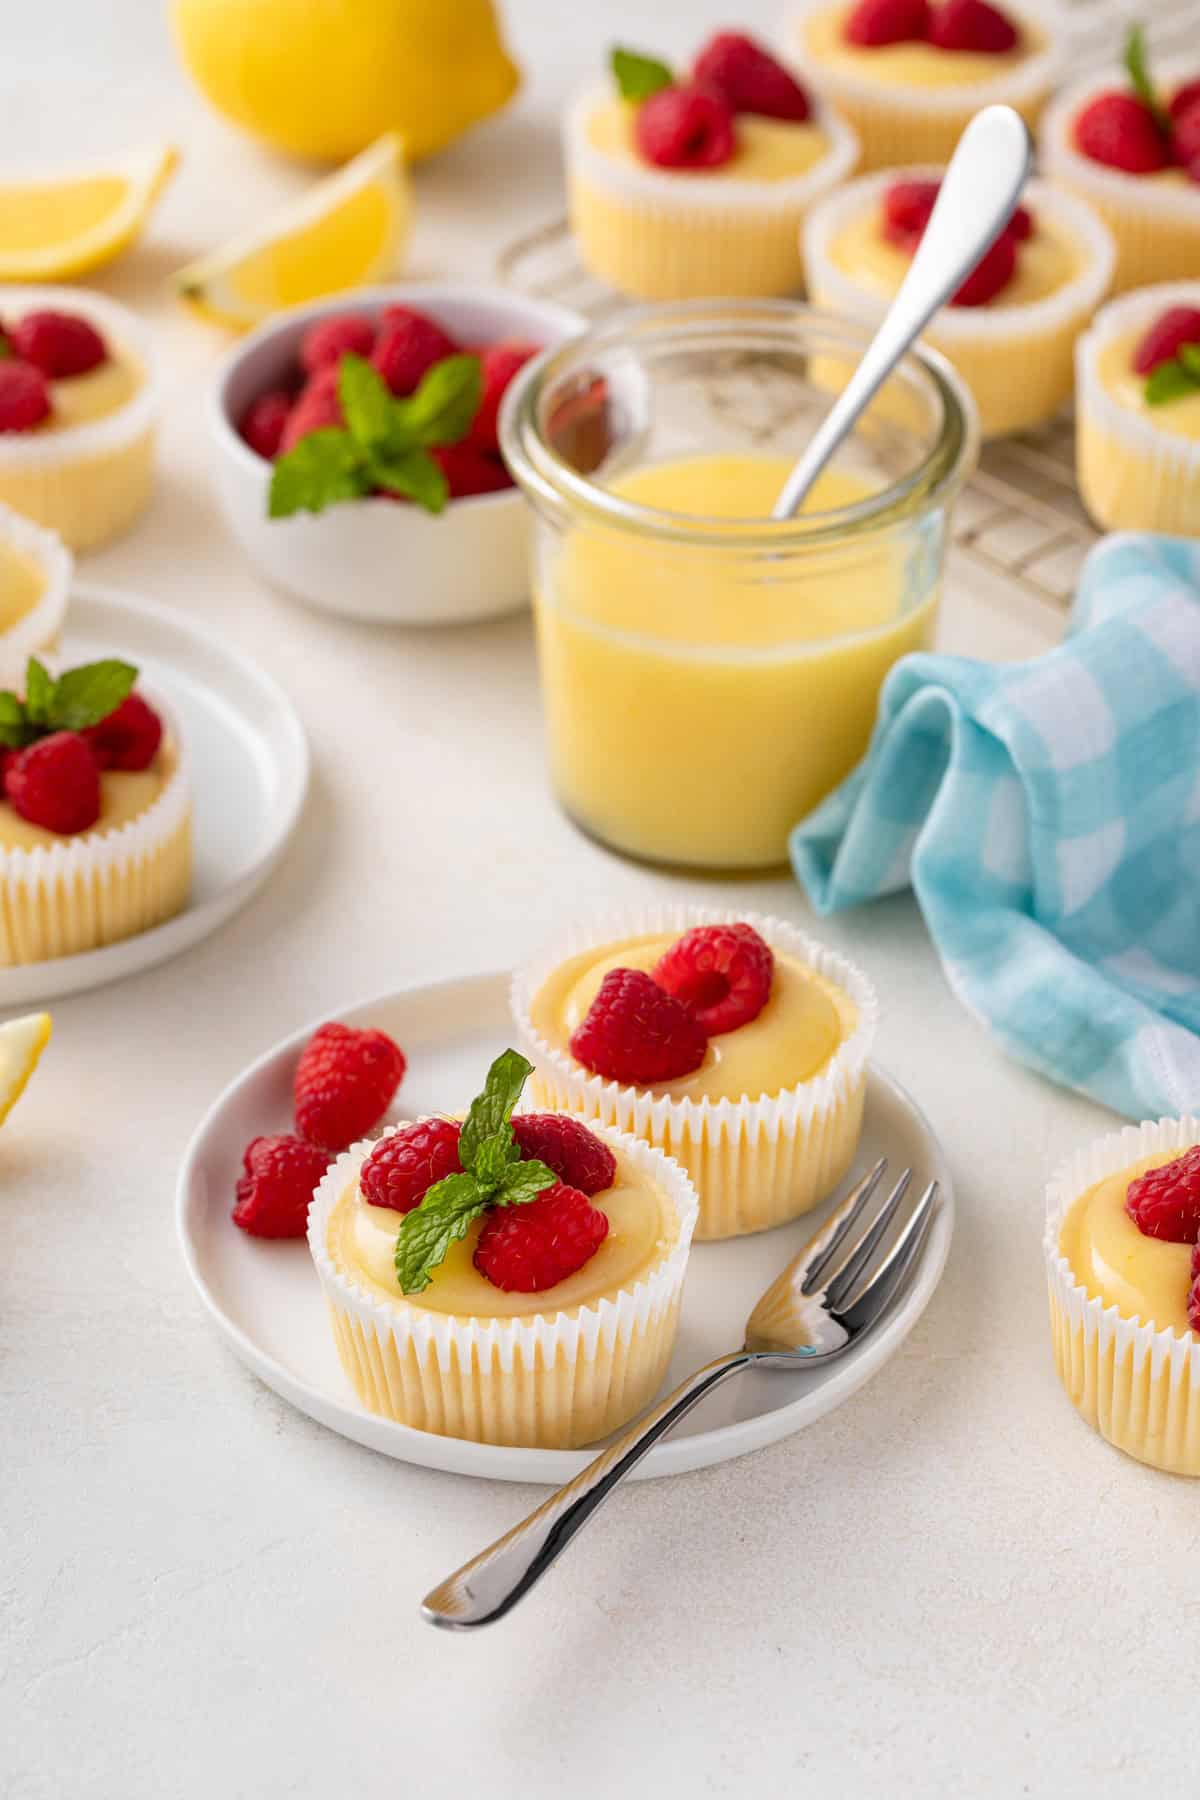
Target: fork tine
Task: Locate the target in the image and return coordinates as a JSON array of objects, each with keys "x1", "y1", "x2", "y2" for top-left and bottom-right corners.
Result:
[
  {"x1": 800, "y1": 1157, "x2": 887, "y2": 1297},
  {"x1": 823, "y1": 1167, "x2": 912, "y2": 1314},
  {"x1": 835, "y1": 1178, "x2": 939, "y2": 1321}
]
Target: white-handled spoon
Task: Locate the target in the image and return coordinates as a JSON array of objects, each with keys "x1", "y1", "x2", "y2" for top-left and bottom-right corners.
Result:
[{"x1": 772, "y1": 104, "x2": 1032, "y2": 520}]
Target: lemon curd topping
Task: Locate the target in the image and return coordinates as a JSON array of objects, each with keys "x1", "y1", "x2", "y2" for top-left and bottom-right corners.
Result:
[
  {"x1": 1097, "y1": 329, "x2": 1200, "y2": 442},
  {"x1": 36, "y1": 350, "x2": 141, "y2": 434},
  {"x1": 586, "y1": 96, "x2": 832, "y2": 181},
  {"x1": 805, "y1": 2, "x2": 1040, "y2": 86},
  {"x1": 0, "y1": 541, "x2": 46, "y2": 632},
  {"x1": 329, "y1": 1141, "x2": 676, "y2": 1318},
  {"x1": 829, "y1": 206, "x2": 1081, "y2": 307},
  {"x1": 0, "y1": 741, "x2": 175, "y2": 851},
  {"x1": 532, "y1": 933, "x2": 857, "y2": 1102},
  {"x1": 1059, "y1": 1151, "x2": 1197, "y2": 1337}
]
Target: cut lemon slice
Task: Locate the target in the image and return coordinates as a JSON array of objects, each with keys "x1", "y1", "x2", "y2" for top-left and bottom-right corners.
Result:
[
  {"x1": 175, "y1": 133, "x2": 410, "y2": 330},
  {"x1": 0, "y1": 145, "x2": 179, "y2": 281},
  {"x1": 0, "y1": 1011, "x2": 52, "y2": 1129}
]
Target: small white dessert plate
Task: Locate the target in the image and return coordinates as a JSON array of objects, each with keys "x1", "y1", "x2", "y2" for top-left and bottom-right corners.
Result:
[
  {"x1": 178, "y1": 971, "x2": 955, "y2": 1484},
  {"x1": 0, "y1": 582, "x2": 308, "y2": 1006}
]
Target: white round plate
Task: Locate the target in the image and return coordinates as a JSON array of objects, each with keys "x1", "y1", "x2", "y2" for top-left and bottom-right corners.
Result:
[
  {"x1": 179, "y1": 971, "x2": 954, "y2": 1483},
  {"x1": 0, "y1": 582, "x2": 308, "y2": 1005}
]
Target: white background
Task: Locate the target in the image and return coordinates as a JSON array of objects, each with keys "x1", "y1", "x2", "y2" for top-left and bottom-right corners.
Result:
[{"x1": 3, "y1": 5, "x2": 1188, "y2": 1798}]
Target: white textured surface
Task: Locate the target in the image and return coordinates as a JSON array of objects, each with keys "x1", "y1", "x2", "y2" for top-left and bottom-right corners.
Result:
[{"x1": 2, "y1": 5, "x2": 1194, "y2": 1799}]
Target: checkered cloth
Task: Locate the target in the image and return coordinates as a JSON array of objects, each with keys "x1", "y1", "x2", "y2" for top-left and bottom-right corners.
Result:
[{"x1": 791, "y1": 533, "x2": 1200, "y2": 1121}]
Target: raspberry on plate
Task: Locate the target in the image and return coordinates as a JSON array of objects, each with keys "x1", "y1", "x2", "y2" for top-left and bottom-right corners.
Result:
[
  {"x1": 652, "y1": 922, "x2": 775, "y2": 1037},
  {"x1": 293, "y1": 1021, "x2": 407, "y2": 1151},
  {"x1": 239, "y1": 388, "x2": 293, "y2": 460},
  {"x1": 11, "y1": 309, "x2": 108, "y2": 378},
  {"x1": 926, "y1": 0, "x2": 1019, "y2": 54},
  {"x1": 570, "y1": 967, "x2": 709, "y2": 1085},
  {"x1": 635, "y1": 85, "x2": 737, "y2": 171},
  {"x1": 280, "y1": 364, "x2": 344, "y2": 452},
  {"x1": 0, "y1": 360, "x2": 51, "y2": 433},
  {"x1": 232, "y1": 1134, "x2": 332, "y2": 1238},
  {"x1": 692, "y1": 33, "x2": 811, "y2": 122},
  {"x1": 510, "y1": 1112, "x2": 617, "y2": 1195},
  {"x1": 1073, "y1": 92, "x2": 1172, "y2": 174},
  {"x1": 371, "y1": 307, "x2": 458, "y2": 397},
  {"x1": 466, "y1": 341, "x2": 539, "y2": 453},
  {"x1": 300, "y1": 312, "x2": 376, "y2": 374},
  {"x1": 1132, "y1": 306, "x2": 1200, "y2": 375},
  {"x1": 82, "y1": 692, "x2": 163, "y2": 773},
  {"x1": 473, "y1": 1179, "x2": 609, "y2": 1291},
  {"x1": 844, "y1": 0, "x2": 931, "y2": 48},
  {"x1": 4, "y1": 732, "x2": 101, "y2": 836},
  {"x1": 1125, "y1": 1147, "x2": 1200, "y2": 1243},
  {"x1": 359, "y1": 1117, "x2": 463, "y2": 1213}
]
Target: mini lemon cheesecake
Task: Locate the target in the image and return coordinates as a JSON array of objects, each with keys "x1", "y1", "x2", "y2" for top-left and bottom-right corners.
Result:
[
  {"x1": 1046, "y1": 1122, "x2": 1200, "y2": 1477},
  {"x1": 0, "y1": 507, "x2": 71, "y2": 687},
  {"x1": 513, "y1": 908, "x2": 877, "y2": 1240},
  {"x1": 1075, "y1": 282, "x2": 1200, "y2": 536},
  {"x1": 788, "y1": 0, "x2": 1059, "y2": 170},
  {"x1": 804, "y1": 171, "x2": 1115, "y2": 436}
]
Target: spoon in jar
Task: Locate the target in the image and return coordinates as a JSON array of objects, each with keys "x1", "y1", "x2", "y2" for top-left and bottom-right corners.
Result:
[{"x1": 772, "y1": 103, "x2": 1032, "y2": 521}]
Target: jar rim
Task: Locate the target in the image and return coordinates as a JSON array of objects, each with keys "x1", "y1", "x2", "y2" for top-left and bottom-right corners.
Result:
[{"x1": 501, "y1": 298, "x2": 978, "y2": 548}]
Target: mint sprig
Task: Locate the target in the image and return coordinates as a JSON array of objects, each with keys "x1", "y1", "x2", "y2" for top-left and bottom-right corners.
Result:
[
  {"x1": 0, "y1": 656, "x2": 136, "y2": 751},
  {"x1": 268, "y1": 351, "x2": 482, "y2": 521},
  {"x1": 393, "y1": 1049, "x2": 556, "y2": 1294},
  {"x1": 1145, "y1": 343, "x2": 1200, "y2": 406},
  {"x1": 611, "y1": 46, "x2": 674, "y2": 102},
  {"x1": 1124, "y1": 24, "x2": 1169, "y2": 131}
]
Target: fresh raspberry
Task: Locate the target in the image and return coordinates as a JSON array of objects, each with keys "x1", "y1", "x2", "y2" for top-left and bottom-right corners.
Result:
[
  {"x1": 635, "y1": 85, "x2": 736, "y2": 170},
  {"x1": 1125, "y1": 1147, "x2": 1200, "y2": 1243},
  {"x1": 4, "y1": 731, "x2": 101, "y2": 835},
  {"x1": 927, "y1": 0, "x2": 1018, "y2": 52},
  {"x1": 0, "y1": 360, "x2": 51, "y2": 432},
  {"x1": 280, "y1": 365, "x2": 343, "y2": 452},
  {"x1": 82, "y1": 691, "x2": 163, "y2": 772},
  {"x1": 882, "y1": 178, "x2": 940, "y2": 247},
  {"x1": 371, "y1": 307, "x2": 458, "y2": 397},
  {"x1": 0, "y1": 747, "x2": 17, "y2": 797},
  {"x1": 1172, "y1": 100, "x2": 1200, "y2": 173},
  {"x1": 300, "y1": 312, "x2": 376, "y2": 374},
  {"x1": 652, "y1": 922, "x2": 774, "y2": 1037},
  {"x1": 232, "y1": 1134, "x2": 331, "y2": 1238},
  {"x1": 844, "y1": 0, "x2": 931, "y2": 48},
  {"x1": 1188, "y1": 1273, "x2": 1200, "y2": 1335},
  {"x1": 510, "y1": 1113, "x2": 617, "y2": 1196},
  {"x1": 431, "y1": 442, "x2": 513, "y2": 498},
  {"x1": 11, "y1": 310, "x2": 108, "y2": 378},
  {"x1": 239, "y1": 388, "x2": 292, "y2": 460},
  {"x1": 1170, "y1": 80, "x2": 1200, "y2": 124},
  {"x1": 1006, "y1": 204, "x2": 1033, "y2": 241},
  {"x1": 1131, "y1": 306, "x2": 1200, "y2": 375},
  {"x1": 293, "y1": 1022, "x2": 406, "y2": 1151},
  {"x1": 570, "y1": 968, "x2": 708, "y2": 1086},
  {"x1": 692, "y1": 33, "x2": 811, "y2": 122},
  {"x1": 474, "y1": 1180, "x2": 608, "y2": 1292},
  {"x1": 466, "y1": 341, "x2": 539, "y2": 453},
  {"x1": 950, "y1": 230, "x2": 1017, "y2": 305},
  {"x1": 1074, "y1": 92, "x2": 1172, "y2": 173},
  {"x1": 359, "y1": 1118, "x2": 463, "y2": 1213}
]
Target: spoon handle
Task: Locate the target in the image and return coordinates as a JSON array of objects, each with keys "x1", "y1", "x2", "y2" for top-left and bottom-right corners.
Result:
[
  {"x1": 772, "y1": 104, "x2": 1032, "y2": 520},
  {"x1": 420, "y1": 1350, "x2": 754, "y2": 1631}
]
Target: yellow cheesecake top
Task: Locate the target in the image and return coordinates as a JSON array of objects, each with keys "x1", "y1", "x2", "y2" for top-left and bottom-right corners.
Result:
[
  {"x1": 1097, "y1": 329, "x2": 1200, "y2": 443},
  {"x1": 1060, "y1": 1150, "x2": 1197, "y2": 1337},
  {"x1": 0, "y1": 739, "x2": 175, "y2": 851},
  {"x1": 828, "y1": 204, "x2": 1080, "y2": 308},
  {"x1": 328, "y1": 1136, "x2": 676, "y2": 1319},
  {"x1": 0, "y1": 539, "x2": 46, "y2": 633},
  {"x1": 803, "y1": 3, "x2": 1042, "y2": 88},
  {"x1": 532, "y1": 933, "x2": 857, "y2": 1101},
  {"x1": 26, "y1": 348, "x2": 142, "y2": 437},
  {"x1": 587, "y1": 95, "x2": 832, "y2": 182}
]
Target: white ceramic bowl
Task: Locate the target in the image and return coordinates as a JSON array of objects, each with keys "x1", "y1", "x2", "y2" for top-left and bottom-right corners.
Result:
[{"x1": 207, "y1": 285, "x2": 585, "y2": 626}]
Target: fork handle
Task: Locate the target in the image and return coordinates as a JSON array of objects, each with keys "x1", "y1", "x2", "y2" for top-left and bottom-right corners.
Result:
[{"x1": 421, "y1": 1351, "x2": 755, "y2": 1631}]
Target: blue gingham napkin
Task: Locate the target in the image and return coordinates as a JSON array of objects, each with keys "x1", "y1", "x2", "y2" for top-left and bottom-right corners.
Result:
[{"x1": 791, "y1": 534, "x2": 1200, "y2": 1120}]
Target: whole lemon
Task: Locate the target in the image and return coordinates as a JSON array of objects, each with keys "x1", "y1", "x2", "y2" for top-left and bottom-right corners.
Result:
[{"x1": 171, "y1": 0, "x2": 520, "y2": 164}]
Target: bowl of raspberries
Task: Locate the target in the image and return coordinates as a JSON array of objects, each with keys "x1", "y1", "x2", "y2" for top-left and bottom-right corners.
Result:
[{"x1": 209, "y1": 285, "x2": 584, "y2": 625}]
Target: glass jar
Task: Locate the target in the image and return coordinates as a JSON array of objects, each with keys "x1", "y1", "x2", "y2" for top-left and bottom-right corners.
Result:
[{"x1": 502, "y1": 300, "x2": 977, "y2": 872}]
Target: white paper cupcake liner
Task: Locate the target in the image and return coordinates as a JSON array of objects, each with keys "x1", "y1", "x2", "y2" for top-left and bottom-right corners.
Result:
[
  {"x1": 1045, "y1": 1116, "x2": 1200, "y2": 1477},
  {"x1": 565, "y1": 81, "x2": 858, "y2": 299},
  {"x1": 0, "y1": 506, "x2": 72, "y2": 687},
  {"x1": 0, "y1": 285, "x2": 160, "y2": 551},
  {"x1": 1075, "y1": 280, "x2": 1200, "y2": 535},
  {"x1": 309, "y1": 1118, "x2": 699, "y2": 1449},
  {"x1": 1040, "y1": 61, "x2": 1200, "y2": 293},
  {"x1": 804, "y1": 171, "x2": 1115, "y2": 435},
  {"x1": 511, "y1": 904, "x2": 878, "y2": 1241}
]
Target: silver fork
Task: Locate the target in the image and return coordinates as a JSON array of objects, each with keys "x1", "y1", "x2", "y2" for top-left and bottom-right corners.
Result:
[{"x1": 422, "y1": 1159, "x2": 939, "y2": 1630}]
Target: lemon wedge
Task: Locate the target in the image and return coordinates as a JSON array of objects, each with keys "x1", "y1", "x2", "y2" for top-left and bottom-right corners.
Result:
[
  {"x1": 0, "y1": 1012, "x2": 52, "y2": 1130},
  {"x1": 0, "y1": 145, "x2": 178, "y2": 281},
  {"x1": 175, "y1": 133, "x2": 410, "y2": 331}
]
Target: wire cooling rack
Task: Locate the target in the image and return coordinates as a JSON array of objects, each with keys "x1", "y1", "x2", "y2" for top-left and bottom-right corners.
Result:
[{"x1": 494, "y1": 1, "x2": 1200, "y2": 621}]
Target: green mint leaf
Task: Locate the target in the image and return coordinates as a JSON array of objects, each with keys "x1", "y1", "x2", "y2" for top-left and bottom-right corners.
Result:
[
  {"x1": 0, "y1": 690, "x2": 26, "y2": 749},
  {"x1": 611, "y1": 46, "x2": 674, "y2": 101},
  {"x1": 1124, "y1": 24, "x2": 1166, "y2": 126},
  {"x1": 48, "y1": 659, "x2": 137, "y2": 732},
  {"x1": 367, "y1": 447, "x2": 448, "y2": 514},
  {"x1": 388, "y1": 355, "x2": 482, "y2": 452},
  {"x1": 394, "y1": 1171, "x2": 486, "y2": 1294},
  {"x1": 458, "y1": 1048, "x2": 533, "y2": 1173},
  {"x1": 496, "y1": 1157, "x2": 557, "y2": 1207},
  {"x1": 268, "y1": 428, "x2": 372, "y2": 518},
  {"x1": 1144, "y1": 358, "x2": 1200, "y2": 406},
  {"x1": 337, "y1": 353, "x2": 395, "y2": 449},
  {"x1": 1180, "y1": 344, "x2": 1200, "y2": 379},
  {"x1": 473, "y1": 1132, "x2": 519, "y2": 1194},
  {"x1": 23, "y1": 657, "x2": 54, "y2": 728}
]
